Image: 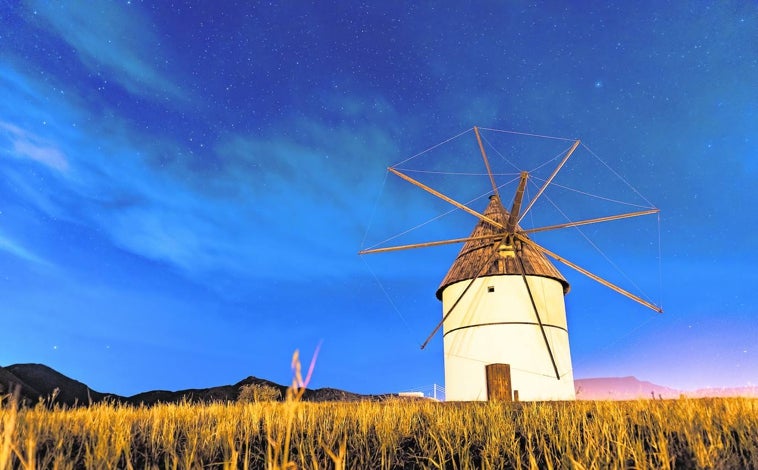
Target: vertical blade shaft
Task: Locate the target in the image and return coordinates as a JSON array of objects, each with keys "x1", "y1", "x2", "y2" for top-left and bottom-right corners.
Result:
[
  {"x1": 507, "y1": 171, "x2": 529, "y2": 232},
  {"x1": 515, "y1": 250, "x2": 561, "y2": 380},
  {"x1": 474, "y1": 126, "x2": 499, "y2": 197}
]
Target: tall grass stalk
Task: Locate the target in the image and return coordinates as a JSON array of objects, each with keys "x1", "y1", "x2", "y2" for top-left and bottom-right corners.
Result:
[
  {"x1": 1, "y1": 389, "x2": 756, "y2": 468},
  {"x1": 0, "y1": 389, "x2": 18, "y2": 470}
]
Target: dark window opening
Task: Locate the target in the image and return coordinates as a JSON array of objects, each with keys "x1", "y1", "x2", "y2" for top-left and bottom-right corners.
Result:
[{"x1": 487, "y1": 286, "x2": 495, "y2": 293}]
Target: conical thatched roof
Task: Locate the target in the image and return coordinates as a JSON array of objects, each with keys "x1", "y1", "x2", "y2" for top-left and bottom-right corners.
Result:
[{"x1": 435, "y1": 195, "x2": 569, "y2": 300}]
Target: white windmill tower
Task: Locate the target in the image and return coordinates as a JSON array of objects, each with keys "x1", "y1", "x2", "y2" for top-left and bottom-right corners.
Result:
[{"x1": 360, "y1": 126, "x2": 662, "y2": 402}]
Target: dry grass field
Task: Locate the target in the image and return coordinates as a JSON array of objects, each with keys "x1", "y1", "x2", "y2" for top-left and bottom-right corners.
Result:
[{"x1": 1, "y1": 392, "x2": 757, "y2": 469}]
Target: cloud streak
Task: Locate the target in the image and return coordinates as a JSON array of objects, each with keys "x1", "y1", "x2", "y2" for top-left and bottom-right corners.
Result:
[
  {"x1": 1, "y1": 122, "x2": 69, "y2": 172},
  {"x1": 0, "y1": 232, "x2": 50, "y2": 267},
  {"x1": 0, "y1": 60, "x2": 401, "y2": 290},
  {"x1": 25, "y1": 1, "x2": 184, "y2": 100},
  {"x1": 91, "y1": 121, "x2": 396, "y2": 284}
]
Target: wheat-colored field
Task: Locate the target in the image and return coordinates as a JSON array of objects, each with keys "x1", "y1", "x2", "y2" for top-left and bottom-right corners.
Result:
[{"x1": 1, "y1": 392, "x2": 757, "y2": 469}]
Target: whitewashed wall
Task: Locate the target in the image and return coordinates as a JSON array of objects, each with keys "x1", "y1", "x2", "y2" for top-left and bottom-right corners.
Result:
[{"x1": 441, "y1": 275, "x2": 575, "y2": 401}]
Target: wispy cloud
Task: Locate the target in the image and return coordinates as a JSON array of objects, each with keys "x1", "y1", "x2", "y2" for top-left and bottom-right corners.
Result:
[
  {"x1": 0, "y1": 122, "x2": 69, "y2": 172},
  {"x1": 0, "y1": 232, "x2": 50, "y2": 267},
  {"x1": 92, "y1": 121, "x2": 397, "y2": 283},
  {"x1": 0, "y1": 61, "x2": 400, "y2": 288},
  {"x1": 25, "y1": 1, "x2": 184, "y2": 100}
]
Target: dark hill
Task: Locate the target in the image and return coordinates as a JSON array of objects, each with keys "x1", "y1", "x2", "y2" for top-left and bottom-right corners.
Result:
[
  {"x1": 10, "y1": 363, "x2": 748, "y2": 407},
  {"x1": 305, "y1": 386, "x2": 369, "y2": 402},
  {"x1": 0, "y1": 365, "x2": 41, "y2": 403},
  {"x1": 6, "y1": 363, "x2": 121, "y2": 407},
  {"x1": 127, "y1": 376, "x2": 372, "y2": 406},
  {"x1": 1, "y1": 364, "x2": 375, "y2": 407},
  {"x1": 126, "y1": 376, "x2": 286, "y2": 406}
]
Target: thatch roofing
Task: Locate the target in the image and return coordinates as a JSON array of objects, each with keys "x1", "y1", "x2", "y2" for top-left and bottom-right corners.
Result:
[{"x1": 435, "y1": 195, "x2": 569, "y2": 300}]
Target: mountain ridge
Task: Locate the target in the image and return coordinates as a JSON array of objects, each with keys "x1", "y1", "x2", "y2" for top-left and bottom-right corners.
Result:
[
  {"x1": 2, "y1": 363, "x2": 755, "y2": 406},
  {"x1": 574, "y1": 376, "x2": 758, "y2": 400},
  {"x1": 0, "y1": 364, "x2": 377, "y2": 407}
]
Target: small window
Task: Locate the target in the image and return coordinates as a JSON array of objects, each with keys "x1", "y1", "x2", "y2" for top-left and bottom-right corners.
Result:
[{"x1": 487, "y1": 286, "x2": 495, "y2": 293}]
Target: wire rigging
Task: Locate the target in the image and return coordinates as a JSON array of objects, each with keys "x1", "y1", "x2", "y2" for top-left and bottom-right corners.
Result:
[
  {"x1": 392, "y1": 128, "x2": 473, "y2": 167},
  {"x1": 657, "y1": 211, "x2": 664, "y2": 311},
  {"x1": 528, "y1": 176, "x2": 654, "y2": 209},
  {"x1": 360, "y1": 256, "x2": 418, "y2": 345},
  {"x1": 528, "y1": 144, "x2": 575, "y2": 174},
  {"x1": 479, "y1": 131, "x2": 520, "y2": 172},
  {"x1": 477, "y1": 127, "x2": 576, "y2": 142},
  {"x1": 582, "y1": 143, "x2": 656, "y2": 208},
  {"x1": 538, "y1": 186, "x2": 655, "y2": 305},
  {"x1": 360, "y1": 171, "x2": 389, "y2": 250},
  {"x1": 362, "y1": 175, "x2": 521, "y2": 251},
  {"x1": 588, "y1": 312, "x2": 660, "y2": 357},
  {"x1": 397, "y1": 169, "x2": 520, "y2": 177}
]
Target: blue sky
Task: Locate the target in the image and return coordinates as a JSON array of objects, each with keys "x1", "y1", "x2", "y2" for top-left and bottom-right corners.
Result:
[{"x1": 0, "y1": 1, "x2": 756, "y2": 396}]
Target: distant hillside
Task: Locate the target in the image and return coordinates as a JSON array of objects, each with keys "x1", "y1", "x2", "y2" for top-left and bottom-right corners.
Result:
[
  {"x1": 124, "y1": 376, "x2": 371, "y2": 406},
  {"x1": 3, "y1": 363, "x2": 119, "y2": 407},
  {"x1": 687, "y1": 386, "x2": 758, "y2": 398},
  {"x1": 574, "y1": 376, "x2": 681, "y2": 400},
  {"x1": 0, "y1": 365, "x2": 40, "y2": 403},
  {"x1": 574, "y1": 376, "x2": 758, "y2": 400},
  {"x1": 3, "y1": 364, "x2": 756, "y2": 407},
  {"x1": 1, "y1": 364, "x2": 377, "y2": 407}
]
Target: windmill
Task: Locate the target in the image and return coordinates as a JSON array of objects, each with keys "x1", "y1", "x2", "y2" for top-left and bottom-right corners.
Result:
[{"x1": 359, "y1": 126, "x2": 662, "y2": 402}]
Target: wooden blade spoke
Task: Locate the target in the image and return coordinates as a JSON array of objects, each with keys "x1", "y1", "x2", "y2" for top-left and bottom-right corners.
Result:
[
  {"x1": 516, "y1": 234, "x2": 663, "y2": 313},
  {"x1": 474, "y1": 126, "x2": 499, "y2": 197},
  {"x1": 522, "y1": 208, "x2": 660, "y2": 235},
  {"x1": 420, "y1": 241, "x2": 502, "y2": 350},
  {"x1": 514, "y1": 251, "x2": 561, "y2": 380},
  {"x1": 388, "y1": 167, "x2": 506, "y2": 230},
  {"x1": 359, "y1": 234, "x2": 503, "y2": 255},
  {"x1": 518, "y1": 139, "x2": 581, "y2": 224},
  {"x1": 507, "y1": 171, "x2": 529, "y2": 232}
]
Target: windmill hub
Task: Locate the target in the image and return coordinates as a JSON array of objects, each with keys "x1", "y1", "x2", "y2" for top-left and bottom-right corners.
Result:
[{"x1": 497, "y1": 241, "x2": 516, "y2": 259}]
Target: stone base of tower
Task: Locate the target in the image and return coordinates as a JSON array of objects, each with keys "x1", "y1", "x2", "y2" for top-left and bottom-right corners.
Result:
[{"x1": 441, "y1": 275, "x2": 576, "y2": 402}]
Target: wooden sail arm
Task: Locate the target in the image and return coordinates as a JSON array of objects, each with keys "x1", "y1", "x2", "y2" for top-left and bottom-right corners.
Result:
[
  {"x1": 474, "y1": 126, "x2": 499, "y2": 197},
  {"x1": 388, "y1": 167, "x2": 506, "y2": 230},
  {"x1": 522, "y1": 208, "x2": 660, "y2": 235},
  {"x1": 518, "y1": 139, "x2": 581, "y2": 224},
  {"x1": 420, "y1": 241, "x2": 503, "y2": 350},
  {"x1": 515, "y1": 234, "x2": 663, "y2": 313},
  {"x1": 507, "y1": 171, "x2": 529, "y2": 232},
  {"x1": 514, "y1": 250, "x2": 561, "y2": 379},
  {"x1": 359, "y1": 233, "x2": 503, "y2": 255}
]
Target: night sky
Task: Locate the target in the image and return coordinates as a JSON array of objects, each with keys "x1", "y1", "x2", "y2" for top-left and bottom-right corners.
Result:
[{"x1": 1, "y1": 2, "x2": 756, "y2": 397}]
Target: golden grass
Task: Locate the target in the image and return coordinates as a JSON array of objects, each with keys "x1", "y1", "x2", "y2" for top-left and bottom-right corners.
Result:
[{"x1": 1, "y1": 394, "x2": 757, "y2": 469}]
